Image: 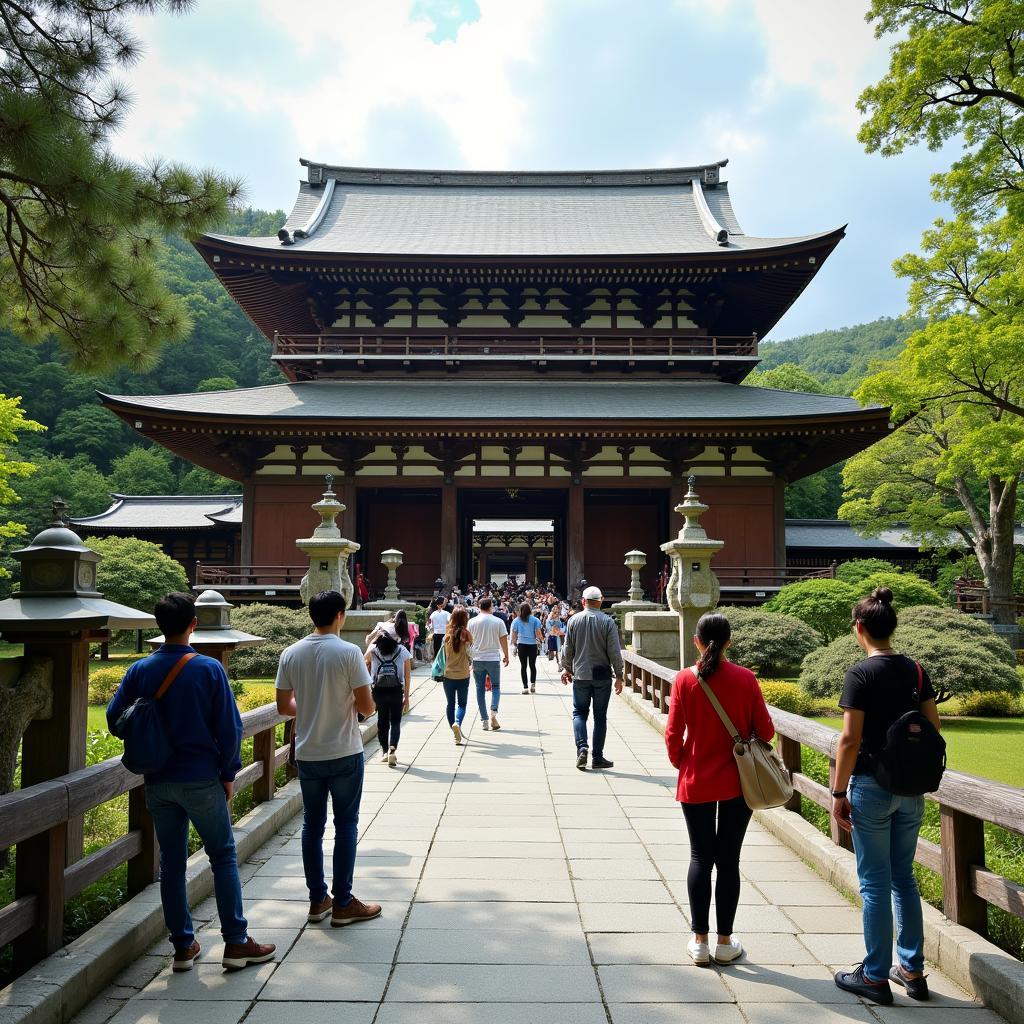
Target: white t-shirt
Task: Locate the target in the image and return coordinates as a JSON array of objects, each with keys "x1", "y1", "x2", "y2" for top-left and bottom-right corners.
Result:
[
  {"x1": 467, "y1": 613, "x2": 508, "y2": 660},
  {"x1": 428, "y1": 609, "x2": 450, "y2": 635},
  {"x1": 275, "y1": 632, "x2": 371, "y2": 761}
]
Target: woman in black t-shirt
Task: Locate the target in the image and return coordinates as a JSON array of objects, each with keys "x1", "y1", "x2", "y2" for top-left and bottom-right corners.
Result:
[{"x1": 831, "y1": 587, "x2": 941, "y2": 1005}]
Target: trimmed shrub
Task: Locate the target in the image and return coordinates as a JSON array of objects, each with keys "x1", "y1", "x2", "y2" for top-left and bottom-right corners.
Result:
[
  {"x1": 800, "y1": 604, "x2": 1020, "y2": 699},
  {"x1": 88, "y1": 667, "x2": 125, "y2": 705},
  {"x1": 718, "y1": 606, "x2": 823, "y2": 676},
  {"x1": 764, "y1": 578, "x2": 859, "y2": 642},
  {"x1": 854, "y1": 571, "x2": 943, "y2": 610},
  {"x1": 229, "y1": 604, "x2": 309, "y2": 680},
  {"x1": 835, "y1": 559, "x2": 903, "y2": 586},
  {"x1": 90, "y1": 536, "x2": 189, "y2": 612},
  {"x1": 235, "y1": 684, "x2": 278, "y2": 713},
  {"x1": 955, "y1": 691, "x2": 1023, "y2": 718},
  {"x1": 758, "y1": 680, "x2": 812, "y2": 716}
]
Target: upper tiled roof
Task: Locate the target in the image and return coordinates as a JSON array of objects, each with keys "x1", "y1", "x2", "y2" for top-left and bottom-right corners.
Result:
[
  {"x1": 70, "y1": 495, "x2": 243, "y2": 531},
  {"x1": 100, "y1": 380, "x2": 877, "y2": 422},
  {"x1": 202, "y1": 160, "x2": 840, "y2": 258},
  {"x1": 784, "y1": 519, "x2": 1024, "y2": 550}
]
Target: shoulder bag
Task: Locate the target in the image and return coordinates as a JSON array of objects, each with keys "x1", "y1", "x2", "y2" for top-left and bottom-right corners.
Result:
[
  {"x1": 431, "y1": 643, "x2": 447, "y2": 681},
  {"x1": 697, "y1": 671, "x2": 793, "y2": 810}
]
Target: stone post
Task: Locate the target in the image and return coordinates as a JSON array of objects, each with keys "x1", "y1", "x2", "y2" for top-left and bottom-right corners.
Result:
[
  {"x1": 366, "y1": 548, "x2": 419, "y2": 613},
  {"x1": 610, "y1": 548, "x2": 662, "y2": 645},
  {"x1": 660, "y1": 476, "x2": 724, "y2": 668},
  {"x1": 625, "y1": 549, "x2": 646, "y2": 602},
  {"x1": 296, "y1": 475, "x2": 359, "y2": 608}
]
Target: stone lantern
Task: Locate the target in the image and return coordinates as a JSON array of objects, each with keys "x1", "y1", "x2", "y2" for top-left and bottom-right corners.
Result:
[
  {"x1": 610, "y1": 548, "x2": 661, "y2": 645},
  {"x1": 366, "y1": 548, "x2": 418, "y2": 613},
  {"x1": 625, "y1": 549, "x2": 647, "y2": 602},
  {"x1": 660, "y1": 476, "x2": 724, "y2": 667},
  {"x1": 148, "y1": 589, "x2": 264, "y2": 671},
  {"x1": 0, "y1": 501, "x2": 154, "y2": 873}
]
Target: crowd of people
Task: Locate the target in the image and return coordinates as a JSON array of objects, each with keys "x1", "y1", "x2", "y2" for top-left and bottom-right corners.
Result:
[{"x1": 106, "y1": 580, "x2": 941, "y2": 1006}]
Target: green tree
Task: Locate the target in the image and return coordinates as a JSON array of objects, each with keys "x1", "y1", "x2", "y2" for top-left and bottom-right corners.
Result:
[
  {"x1": 196, "y1": 376, "x2": 237, "y2": 392},
  {"x1": 177, "y1": 465, "x2": 237, "y2": 495},
  {"x1": 0, "y1": 0, "x2": 241, "y2": 368},
  {"x1": 50, "y1": 404, "x2": 128, "y2": 467},
  {"x1": 6, "y1": 453, "x2": 110, "y2": 537},
  {"x1": 108, "y1": 446, "x2": 176, "y2": 495},
  {"x1": 746, "y1": 362, "x2": 827, "y2": 394},
  {"x1": 90, "y1": 535, "x2": 188, "y2": 611},
  {"x1": 785, "y1": 465, "x2": 844, "y2": 519},
  {"x1": 0, "y1": 393, "x2": 43, "y2": 576}
]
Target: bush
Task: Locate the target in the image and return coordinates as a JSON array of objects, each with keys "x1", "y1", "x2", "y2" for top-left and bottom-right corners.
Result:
[
  {"x1": 718, "y1": 606, "x2": 823, "y2": 676},
  {"x1": 764, "y1": 578, "x2": 859, "y2": 642},
  {"x1": 235, "y1": 684, "x2": 278, "y2": 713},
  {"x1": 90, "y1": 536, "x2": 189, "y2": 613},
  {"x1": 854, "y1": 571, "x2": 943, "y2": 609},
  {"x1": 800, "y1": 604, "x2": 1021, "y2": 699},
  {"x1": 835, "y1": 559, "x2": 903, "y2": 586},
  {"x1": 228, "y1": 604, "x2": 309, "y2": 680},
  {"x1": 758, "y1": 680, "x2": 812, "y2": 716},
  {"x1": 955, "y1": 691, "x2": 1023, "y2": 718},
  {"x1": 88, "y1": 667, "x2": 125, "y2": 705}
]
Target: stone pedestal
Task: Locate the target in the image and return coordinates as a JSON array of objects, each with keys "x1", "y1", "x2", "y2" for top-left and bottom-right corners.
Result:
[
  {"x1": 625, "y1": 610, "x2": 681, "y2": 669},
  {"x1": 338, "y1": 609, "x2": 392, "y2": 650},
  {"x1": 610, "y1": 548, "x2": 662, "y2": 644},
  {"x1": 365, "y1": 548, "x2": 418, "y2": 614}
]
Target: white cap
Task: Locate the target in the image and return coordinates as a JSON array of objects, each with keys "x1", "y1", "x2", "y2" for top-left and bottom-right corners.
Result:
[{"x1": 582, "y1": 586, "x2": 603, "y2": 601}]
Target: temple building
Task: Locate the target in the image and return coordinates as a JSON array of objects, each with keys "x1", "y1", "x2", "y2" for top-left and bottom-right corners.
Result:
[{"x1": 99, "y1": 159, "x2": 891, "y2": 598}]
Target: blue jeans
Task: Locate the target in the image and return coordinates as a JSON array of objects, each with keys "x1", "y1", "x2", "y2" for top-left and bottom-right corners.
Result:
[
  {"x1": 850, "y1": 773, "x2": 926, "y2": 981},
  {"x1": 573, "y1": 680, "x2": 612, "y2": 758},
  {"x1": 297, "y1": 752, "x2": 364, "y2": 906},
  {"x1": 443, "y1": 677, "x2": 469, "y2": 726},
  {"x1": 146, "y1": 779, "x2": 247, "y2": 949},
  {"x1": 472, "y1": 660, "x2": 502, "y2": 718}
]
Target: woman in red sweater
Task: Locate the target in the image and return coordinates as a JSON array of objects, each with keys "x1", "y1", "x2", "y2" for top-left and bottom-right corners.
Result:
[{"x1": 664, "y1": 612, "x2": 774, "y2": 966}]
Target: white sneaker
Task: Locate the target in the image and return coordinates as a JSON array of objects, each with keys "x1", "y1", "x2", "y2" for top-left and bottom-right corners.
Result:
[
  {"x1": 481, "y1": 720, "x2": 490, "y2": 730},
  {"x1": 713, "y1": 937, "x2": 743, "y2": 964},
  {"x1": 452, "y1": 723, "x2": 463, "y2": 745},
  {"x1": 687, "y1": 938, "x2": 711, "y2": 966},
  {"x1": 379, "y1": 751, "x2": 389, "y2": 763},
  {"x1": 387, "y1": 748, "x2": 397, "y2": 767}
]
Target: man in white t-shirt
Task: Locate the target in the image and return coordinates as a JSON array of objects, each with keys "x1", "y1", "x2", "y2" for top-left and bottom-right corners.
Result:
[
  {"x1": 467, "y1": 597, "x2": 510, "y2": 730},
  {"x1": 275, "y1": 591, "x2": 380, "y2": 928},
  {"x1": 428, "y1": 598, "x2": 450, "y2": 658}
]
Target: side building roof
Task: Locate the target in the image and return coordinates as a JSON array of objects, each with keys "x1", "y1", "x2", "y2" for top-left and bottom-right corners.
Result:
[{"x1": 70, "y1": 494, "x2": 243, "y2": 532}]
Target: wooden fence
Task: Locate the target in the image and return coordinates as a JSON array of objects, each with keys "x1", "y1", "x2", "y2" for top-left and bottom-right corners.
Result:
[
  {"x1": 621, "y1": 650, "x2": 1024, "y2": 938},
  {"x1": 0, "y1": 706, "x2": 294, "y2": 970}
]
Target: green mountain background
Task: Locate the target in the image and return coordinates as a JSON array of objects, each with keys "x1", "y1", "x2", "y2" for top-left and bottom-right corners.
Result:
[{"x1": 0, "y1": 207, "x2": 915, "y2": 539}]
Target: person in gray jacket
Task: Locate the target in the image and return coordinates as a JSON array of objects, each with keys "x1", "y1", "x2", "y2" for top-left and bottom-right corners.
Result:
[{"x1": 560, "y1": 585, "x2": 624, "y2": 771}]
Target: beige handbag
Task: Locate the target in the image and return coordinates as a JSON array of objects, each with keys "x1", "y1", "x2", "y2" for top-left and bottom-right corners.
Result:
[{"x1": 697, "y1": 674, "x2": 794, "y2": 810}]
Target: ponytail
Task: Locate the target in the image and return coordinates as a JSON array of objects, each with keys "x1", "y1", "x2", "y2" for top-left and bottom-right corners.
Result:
[{"x1": 695, "y1": 612, "x2": 731, "y2": 679}]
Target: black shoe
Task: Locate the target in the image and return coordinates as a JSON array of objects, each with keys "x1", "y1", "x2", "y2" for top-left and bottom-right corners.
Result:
[
  {"x1": 576, "y1": 748, "x2": 588, "y2": 770},
  {"x1": 889, "y1": 966, "x2": 929, "y2": 1001},
  {"x1": 834, "y1": 964, "x2": 893, "y2": 1005},
  {"x1": 591, "y1": 757, "x2": 614, "y2": 769}
]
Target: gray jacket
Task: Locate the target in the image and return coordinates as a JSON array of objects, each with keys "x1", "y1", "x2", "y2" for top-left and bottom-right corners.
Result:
[{"x1": 560, "y1": 609, "x2": 624, "y2": 683}]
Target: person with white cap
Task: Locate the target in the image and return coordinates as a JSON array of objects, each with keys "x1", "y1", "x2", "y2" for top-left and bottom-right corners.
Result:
[{"x1": 560, "y1": 585, "x2": 624, "y2": 770}]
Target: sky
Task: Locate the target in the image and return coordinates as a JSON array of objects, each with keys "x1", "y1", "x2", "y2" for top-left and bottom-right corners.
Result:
[{"x1": 114, "y1": 0, "x2": 953, "y2": 341}]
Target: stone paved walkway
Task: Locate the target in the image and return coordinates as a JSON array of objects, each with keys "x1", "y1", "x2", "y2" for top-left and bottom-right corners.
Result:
[{"x1": 78, "y1": 656, "x2": 1002, "y2": 1024}]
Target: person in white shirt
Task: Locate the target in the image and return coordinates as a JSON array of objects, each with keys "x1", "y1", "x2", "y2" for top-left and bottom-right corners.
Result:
[
  {"x1": 275, "y1": 591, "x2": 381, "y2": 928},
  {"x1": 428, "y1": 598, "x2": 450, "y2": 658},
  {"x1": 466, "y1": 597, "x2": 510, "y2": 730}
]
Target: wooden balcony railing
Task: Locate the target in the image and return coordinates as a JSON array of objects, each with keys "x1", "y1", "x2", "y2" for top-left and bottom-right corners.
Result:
[
  {"x1": 621, "y1": 650, "x2": 1024, "y2": 940},
  {"x1": 272, "y1": 328, "x2": 758, "y2": 363},
  {"x1": 716, "y1": 564, "x2": 837, "y2": 588},
  {"x1": 195, "y1": 564, "x2": 305, "y2": 589},
  {"x1": 0, "y1": 706, "x2": 295, "y2": 967},
  {"x1": 953, "y1": 578, "x2": 1024, "y2": 617}
]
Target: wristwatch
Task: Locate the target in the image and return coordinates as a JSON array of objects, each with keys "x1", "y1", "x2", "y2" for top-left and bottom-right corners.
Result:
[{"x1": 831, "y1": 789, "x2": 848, "y2": 799}]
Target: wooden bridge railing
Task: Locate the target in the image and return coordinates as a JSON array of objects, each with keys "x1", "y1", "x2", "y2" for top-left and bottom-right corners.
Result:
[
  {"x1": 621, "y1": 650, "x2": 1024, "y2": 938},
  {"x1": 0, "y1": 705, "x2": 295, "y2": 969}
]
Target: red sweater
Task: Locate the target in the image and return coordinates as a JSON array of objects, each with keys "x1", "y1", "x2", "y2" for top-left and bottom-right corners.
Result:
[{"x1": 664, "y1": 660, "x2": 775, "y2": 804}]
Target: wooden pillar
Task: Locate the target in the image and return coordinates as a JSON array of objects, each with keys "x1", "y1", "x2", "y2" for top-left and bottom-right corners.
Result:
[
  {"x1": 526, "y1": 548, "x2": 536, "y2": 584},
  {"x1": 568, "y1": 484, "x2": 584, "y2": 595},
  {"x1": 339, "y1": 478, "x2": 357, "y2": 540},
  {"x1": 478, "y1": 548, "x2": 488, "y2": 583},
  {"x1": 20, "y1": 635, "x2": 89, "y2": 864},
  {"x1": 773, "y1": 477, "x2": 787, "y2": 567},
  {"x1": 441, "y1": 484, "x2": 458, "y2": 587},
  {"x1": 240, "y1": 477, "x2": 255, "y2": 566},
  {"x1": 778, "y1": 734, "x2": 802, "y2": 812},
  {"x1": 126, "y1": 785, "x2": 159, "y2": 897},
  {"x1": 940, "y1": 806, "x2": 988, "y2": 935}
]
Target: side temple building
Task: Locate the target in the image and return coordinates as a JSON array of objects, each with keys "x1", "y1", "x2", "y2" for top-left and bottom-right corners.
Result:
[{"x1": 100, "y1": 159, "x2": 890, "y2": 598}]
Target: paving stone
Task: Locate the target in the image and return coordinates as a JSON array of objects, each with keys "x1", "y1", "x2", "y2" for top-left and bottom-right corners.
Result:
[
  {"x1": 872, "y1": 1007, "x2": 1002, "y2": 1022},
  {"x1": 414, "y1": 878, "x2": 576, "y2": 902},
  {"x1": 396, "y1": 927, "x2": 591, "y2": 964},
  {"x1": 406, "y1": 899, "x2": 582, "y2": 930},
  {"x1": 722, "y1": 963, "x2": 861, "y2": 1003},
  {"x1": 138, "y1": 963, "x2": 275, "y2": 1000},
  {"x1": 258, "y1": 961, "x2": 390, "y2": 1001},
  {"x1": 68, "y1": 997, "x2": 129, "y2": 1024},
  {"x1": 196, "y1": 928, "x2": 301, "y2": 963},
  {"x1": 243, "y1": 1004, "x2": 377, "y2": 1024},
  {"x1": 597, "y1": 964, "x2": 733, "y2": 1002},
  {"x1": 783, "y1": 906, "x2": 863, "y2": 934},
  {"x1": 572, "y1": 880, "x2": 674, "y2": 904},
  {"x1": 608, "y1": 1002, "x2": 745, "y2": 1024},
  {"x1": 422, "y1": 857, "x2": 569, "y2": 880},
  {"x1": 286, "y1": 928, "x2": 403, "y2": 963},
  {"x1": 741, "y1": 1005, "x2": 877, "y2": 1024},
  {"x1": 106, "y1": 1000, "x2": 251, "y2": 1024},
  {"x1": 385, "y1": 964, "x2": 601, "y2": 1002},
  {"x1": 569, "y1": 858, "x2": 660, "y2": 880},
  {"x1": 741, "y1": 862, "x2": 824, "y2": 883},
  {"x1": 753, "y1": 880, "x2": 853, "y2": 907},
  {"x1": 580, "y1": 903, "x2": 686, "y2": 933},
  {"x1": 375, "y1": 1004, "x2": 608, "y2": 1024}
]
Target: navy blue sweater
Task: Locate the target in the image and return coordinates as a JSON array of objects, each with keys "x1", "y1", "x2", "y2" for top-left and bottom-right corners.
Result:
[{"x1": 107, "y1": 644, "x2": 243, "y2": 784}]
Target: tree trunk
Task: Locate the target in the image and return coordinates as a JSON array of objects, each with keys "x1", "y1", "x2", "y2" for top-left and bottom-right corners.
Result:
[
  {"x1": 984, "y1": 476, "x2": 1019, "y2": 626},
  {"x1": 0, "y1": 658, "x2": 54, "y2": 868}
]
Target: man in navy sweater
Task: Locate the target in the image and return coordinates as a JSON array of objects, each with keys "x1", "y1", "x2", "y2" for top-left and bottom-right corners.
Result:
[{"x1": 107, "y1": 592, "x2": 275, "y2": 972}]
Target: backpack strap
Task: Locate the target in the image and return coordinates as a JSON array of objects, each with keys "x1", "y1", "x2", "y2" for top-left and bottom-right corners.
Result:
[
  {"x1": 915, "y1": 660, "x2": 923, "y2": 700},
  {"x1": 695, "y1": 670, "x2": 743, "y2": 745},
  {"x1": 155, "y1": 652, "x2": 197, "y2": 700}
]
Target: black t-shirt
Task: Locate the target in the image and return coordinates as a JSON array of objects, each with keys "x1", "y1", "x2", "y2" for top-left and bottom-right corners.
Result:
[{"x1": 839, "y1": 653, "x2": 936, "y2": 775}]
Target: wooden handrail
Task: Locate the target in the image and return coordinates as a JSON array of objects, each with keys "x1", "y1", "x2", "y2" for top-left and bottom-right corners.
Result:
[
  {"x1": 0, "y1": 705, "x2": 296, "y2": 969},
  {"x1": 621, "y1": 650, "x2": 1024, "y2": 938}
]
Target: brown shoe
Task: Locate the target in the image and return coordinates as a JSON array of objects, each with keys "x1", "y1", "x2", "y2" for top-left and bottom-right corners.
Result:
[
  {"x1": 221, "y1": 936, "x2": 276, "y2": 971},
  {"x1": 308, "y1": 895, "x2": 332, "y2": 923},
  {"x1": 172, "y1": 940, "x2": 201, "y2": 972},
  {"x1": 331, "y1": 896, "x2": 383, "y2": 927}
]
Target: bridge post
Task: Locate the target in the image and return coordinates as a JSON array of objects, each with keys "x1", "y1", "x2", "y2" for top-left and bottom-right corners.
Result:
[
  {"x1": 778, "y1": 735, "x2": 802, "y2": 812},
  {"x1": 941, "y1": 806, "x2": 988, "y2": 936}
]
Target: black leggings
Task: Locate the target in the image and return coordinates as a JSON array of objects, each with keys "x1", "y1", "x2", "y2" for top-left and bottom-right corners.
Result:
[
  {"x1": 374, "y1": 689, "x2": 404, "y2": 751},
  {"x1": 680, "y1": 796, "x2": 752, "y2": 935},
  {"x1": 432, "y1": 634, "x2": 444, "y2": 657},
  {"x1": 518, "y1": 644, "x2": 538, "y2": 686}
]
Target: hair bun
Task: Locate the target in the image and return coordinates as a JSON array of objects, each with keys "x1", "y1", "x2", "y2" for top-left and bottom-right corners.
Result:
[{"x1": 870, "y1": 586, "x2": 894, "y2": 606}]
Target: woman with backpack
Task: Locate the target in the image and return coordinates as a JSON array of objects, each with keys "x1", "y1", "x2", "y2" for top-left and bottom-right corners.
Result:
[
  {"x1": 442, "y1": 607, "x2": 473, "y2": 745},
  {"x1": 664, "y1": 612, "x2": 774, "y2": 967},
  {"x1": 365, "y1": 629, "x2": 412, "y2": 767},
  {"x1": 832, "y1": 587, "x2": 942, "y2": 1005}
]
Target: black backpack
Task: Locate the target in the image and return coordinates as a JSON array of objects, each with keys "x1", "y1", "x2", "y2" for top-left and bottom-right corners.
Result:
[
  {"x1": 872, "y1": 662, "x2": 946, "y2": 796},
  {"x1": 373, "y1": 651, "x2": 403, "y2": 690}
]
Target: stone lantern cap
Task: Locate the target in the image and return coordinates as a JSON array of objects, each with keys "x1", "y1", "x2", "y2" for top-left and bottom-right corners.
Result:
[
  {"x1": 624, "y1": 549, "x2": 647, "y2": 566},
  {"x1": 0, "y1": 502, "x2": 155, "y2": 634},
  {"x1": 149, "y1": 589, "x2": 265, "y2": 650},
  {"x1": 380, "y1": 548, "x2": 404, "y2": 565}
]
